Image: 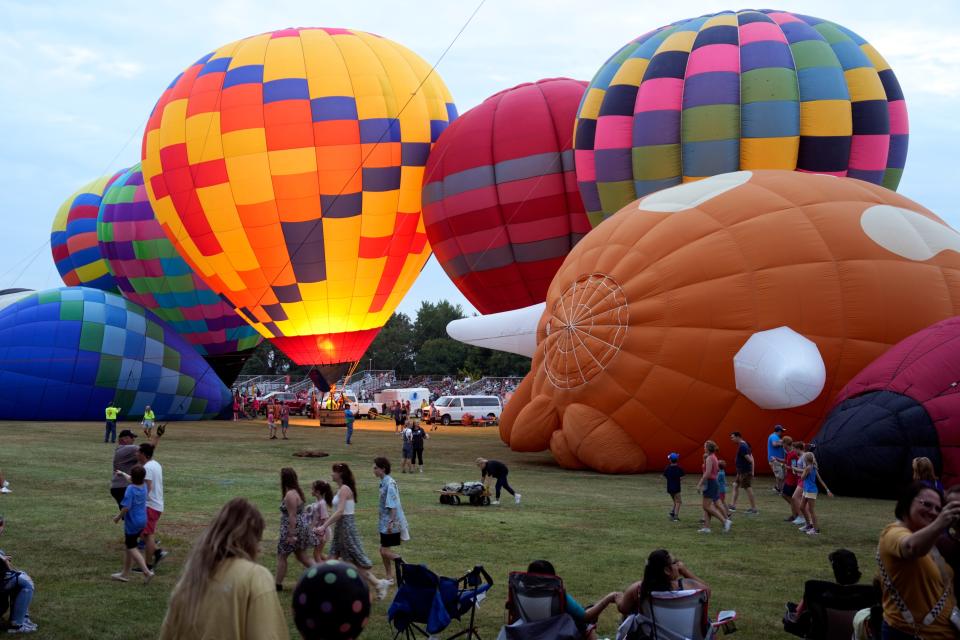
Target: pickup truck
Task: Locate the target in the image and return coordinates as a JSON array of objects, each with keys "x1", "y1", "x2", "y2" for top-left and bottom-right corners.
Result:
[{"x1": 320, "y1": 392, "x2": 381, "y2": 419}]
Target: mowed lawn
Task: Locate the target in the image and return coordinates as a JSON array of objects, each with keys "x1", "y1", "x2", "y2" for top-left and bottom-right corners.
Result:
[{"x1": 0, "y1": 418, "x2": 892, "y2": 639}]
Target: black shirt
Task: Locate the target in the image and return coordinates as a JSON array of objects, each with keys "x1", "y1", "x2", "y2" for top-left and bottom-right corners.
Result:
[
  {"x1": 411, "y1": 427, "x2": 426, "y2": 449},
  {"x1": 482, "y1": 460, "x2": 508, "y2": 479}
]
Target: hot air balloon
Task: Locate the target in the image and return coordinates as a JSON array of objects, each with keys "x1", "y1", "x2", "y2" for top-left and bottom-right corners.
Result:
[
  {"x1": 464, "y1": 171, "x2": 960, "y2": 474},
  {"x1": 814, "y1": 317, "x2": 960, "y2": 497},
  {"x1": 141, "y1": 28, "x2": 457, "y2": 373},
  {"x1": 0, "y1": 287, "x2": 231, "y2": 420},
  {"x1": 98, "y1": 164, "x2": 262, "y2": 384},
  {"x1": 574, "y1": 10, "x2": 909, "y2": 226},
  {"x1": 51, "y1": 172, "x2": 123, "y2": 292},
  {"x1": 422, "y1": 78, "x2": 590, "y2": 313}
]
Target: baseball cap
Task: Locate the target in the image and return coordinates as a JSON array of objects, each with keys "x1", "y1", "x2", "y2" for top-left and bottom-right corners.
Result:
[
  {"x1": 774, "y1": 424, "x2": 785, "y2": 432},
  {"x1": 118, "y1": 429, "x2": 137, "y2": 439},
  {"x1": 668, "y1": 453, "x2": 679, "y2": 462}
]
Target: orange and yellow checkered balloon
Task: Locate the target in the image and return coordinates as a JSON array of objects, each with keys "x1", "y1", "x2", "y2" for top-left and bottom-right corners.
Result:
[{"x1": 142, "y1": 28, "x2": 457, "y2": 364}]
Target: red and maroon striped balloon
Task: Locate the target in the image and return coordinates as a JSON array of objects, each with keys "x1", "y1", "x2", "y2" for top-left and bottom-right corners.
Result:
[{"x1": 422, "y1": 78, "x2": 590, "y2": 314}]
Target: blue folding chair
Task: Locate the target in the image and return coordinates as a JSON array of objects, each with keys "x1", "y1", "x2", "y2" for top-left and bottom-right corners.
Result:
[{"x1": 388, "y1": 558, "x2": 494, "y2": 639}]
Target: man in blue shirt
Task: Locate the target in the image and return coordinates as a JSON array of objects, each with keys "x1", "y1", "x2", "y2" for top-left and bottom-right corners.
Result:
[
  {"x1": 729, "y1": 431, "x2": 758, "y2": 514},
  {"x1": 767, "y1": 424, "x2": 786, "y2": 493},
  {"x1": 344, "y1": 404, "x2": 355, "y2": 445}
]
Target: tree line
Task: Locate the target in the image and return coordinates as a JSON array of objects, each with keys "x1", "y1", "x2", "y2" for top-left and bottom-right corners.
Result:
[{"x1": 238, "y1": 300, "x2": 531, "y2": 379}]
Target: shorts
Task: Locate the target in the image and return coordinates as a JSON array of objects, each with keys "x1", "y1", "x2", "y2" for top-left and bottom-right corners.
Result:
[
  {"x1": 718, "y1": 492, "x2": 726, "y2": 502},
  {"x1": 124, "y1": 531, "x2": 143, "y2": 549},
  {"x1": 668, "y1": 490, "x2": 681, "y2": 498},
  {"x1": 380, "y1": 532, "x2": 402, "y2": 547},
  {"x1": 803, "y1": 491, "x2": 818, "y2": 500},
  {"x1": 402, "y1": 444, "x2": 413, "y2": 459},
  {"x1": 143, "y1": 419, "x2": 154, "y2": 428},
  {"x1": 736, "y1": 472, "x2": 753, "y2": 489},
  {"x1": 703, "y1": 479, "x2": 719, "y2": 501},
  {"x1": 772, "y1": 462, "x2": 785, "y2": 480},
  {"x1": 783, "y1": 483, "x2": 798, "y2": 498},
  {"x1": 143, "y1": 507, "x2": 162, "y2": 535}
]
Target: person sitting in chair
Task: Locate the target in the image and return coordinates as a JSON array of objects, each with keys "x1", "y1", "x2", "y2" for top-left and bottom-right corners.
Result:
[
  {"x1": 525, "y1": 560, "x2": 619, "y2": 640},
  {"x1": 616, "y1": 549, "x2": 710, "y2": 618},
  {"x1": 785, "y1": 548, "x2": 864, "y2": 621}
]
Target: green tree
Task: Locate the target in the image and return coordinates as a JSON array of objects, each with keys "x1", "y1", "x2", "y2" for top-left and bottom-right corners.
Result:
[
  {"x1": 415, "y1": 337, "x2": 468, "y2": 375},
  {"x1": 486, "y1": 350, "x2": 532, "y2": 377},
  {"x1": 237, "y1": 341, "x2": 309, "y2": 376},
  {"x1": 362, "y1": 312, "x2": 415, "y2": 376},
  {"x1": 412, "y1": 300, "x2": 465, "y2": 353}
]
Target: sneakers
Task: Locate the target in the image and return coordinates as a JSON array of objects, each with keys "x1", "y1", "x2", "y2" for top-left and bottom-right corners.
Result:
[
  {"x1": 514, "y1": 493, "x2": 522, "y2": 505},
  {"x1": 111, "y1": 572, "x2": 130, "y2": 582},
  {"x1": 697, "y1": 527, "x2": 712, "y2": 534},
  {"x1": 7, "y1": 621, "x2": 37, "y2": 633},
  {"x1": 670, "y1": 515, "x2": 680, "y2": 522},
  {"x1": 799, "y1": 524, "x2": 812, "y2": 532},
  {"x1": 745, "y1": 508, "x2": 759, "y2": 515},
  {"x1": 490, "y1": 500, "x2": 500, "y2": 505},
  {"x1": 783, "y1": 516, "x2": 796, "y2": 522},
  {"x1": 419, "y1": 467, "x2": 423, "y2": 473},
  {"x1": 154, "y1": 549, "x2": 169, "y2": 567},
  {"x1": 727, "y1": 505, "x2": 737, "y2": 512},
  {"x1": 805, "y1": 528, "x2": 820, "y2": 536},
  {"x1": 0, "y1": 487, "x2": 10, "y2": 494},
  {"x1": 375, "y1": 579, "x2": 391, "y2": 600},
  {"x1": 792, "y1": 516, "x2": 807, "y2": 525},
  {"x1": 723, "y1": 519, "x2": 733, "y2": 532}
]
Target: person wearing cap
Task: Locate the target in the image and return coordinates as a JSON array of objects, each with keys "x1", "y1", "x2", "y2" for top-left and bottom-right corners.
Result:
[
  {"x1": 111, "y1": 429, "x2": 141, "y2": 508},
  {"x1": 104, "y1": 402, "x2": 120, "y2": 443},
  {"x1": 768, "y1": 424, "x2": 787, "y2": 493},
  {"x1": 729, "y1": 431, "x2": 759, "y2": 514},
  {"x1": 663, "y1": 453, "x2": 685, "y2": 521}
]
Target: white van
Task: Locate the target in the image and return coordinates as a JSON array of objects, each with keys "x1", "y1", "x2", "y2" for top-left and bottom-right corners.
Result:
[
  {"x1": 374, "y1": 387, "x2": 431, "y2": 416},
  {"x1": 431, "y1": 395, "x2": 503, "y2": 425}
]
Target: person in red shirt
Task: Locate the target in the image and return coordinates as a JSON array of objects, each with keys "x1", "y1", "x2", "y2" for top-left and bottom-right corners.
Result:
[{"x1": 778, "y1": 437, "x2": 804, "y2": 525}]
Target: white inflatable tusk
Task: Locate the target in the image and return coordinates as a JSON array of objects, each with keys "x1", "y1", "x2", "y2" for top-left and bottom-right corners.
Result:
[
  {"x1": 446, "y1": 302, "x2": 545, "y2": 358},
  {"x1": 733, "y1": 326, "x2": 826, "y2": 409}
]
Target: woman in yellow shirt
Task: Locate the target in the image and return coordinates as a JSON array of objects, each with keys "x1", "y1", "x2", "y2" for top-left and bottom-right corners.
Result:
[
  {"x1": 160, "y1": 498, "x2": 289, "y2": 640},
  {"x1": 878, "y1": 483, "x2": 960, "y2": 640}
]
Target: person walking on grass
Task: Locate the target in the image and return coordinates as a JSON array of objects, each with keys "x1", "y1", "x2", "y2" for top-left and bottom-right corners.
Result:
[
  {"x1": 104, "y1": 402, "x2": 120, "y2": 443},
  {"x1": 344, "y1": 403, "x2": 354, "y2": 446},
  {"x1": 663, "y1": 453, "x2": 684, "y2": 521},
  {"x1": 274, "y1": 468, "x2": 312, "y2": 591},
  {"x1": 768, "y1": 424, "x2": 786, "y2": 493},
  {"x1": 279, "y1": 403, "x2": 290, "y2": 440},
  {"x1": 476, "y1": 458, "x2": 521, "y2": 505},
  {"x1": 716, "y1": 459, "x2": 730, "y2": 519},
  {"x1": 159, "y1": 498, "x2": 289, "y2": 640},
  {"x1": 410, "y1": 420, "x2": 428, "y2": 473},
  {"x1": 137, "y1": 442, "x2": 168, "y2": 573},
  {"x1": 798, "y1": 452, "x2": 833, "y2": 535},
  {"x1": 315, "y1": 462, "x2": 392, "y2": 600},
  {"x1": 110, "y1": 429, "x2": 144, "y2": 508},
  {"x1": 374, "y1": 457, "x2": 409, "y2": 584},
  {"x1": 778, "y1": 437, "x2": 804, "y2": 524},
  {"x1": 141, "y1": 406, "x2": 156, "y2": 438},
  {"x1": 729, "y1": 431, "x2": 759, "y2": 515},
  {"x1": 267, "y1": 401, "x2": 277, "y2": 440},
  {"x1": 111, "y1": 464, "x2": 154, "y2": 583},
  {"x1": 306, "y1": 480, "x2": 333, "y2": 563},
  {"x1": 696, "y1": 441, "x2": 733, "y2": 534}
]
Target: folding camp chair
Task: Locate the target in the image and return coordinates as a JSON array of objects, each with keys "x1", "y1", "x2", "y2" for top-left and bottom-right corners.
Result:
[
  {"x1": 388, "y1": 558, "x2": 493, "y2": 640},
  {"x1": 782, "y1": 581, "x2": 880, "y2": 640},
  {"x1": 497, "y1": 572, "x2": 580, "y2": 640},
  {"x1": 617, "y1": 589, "x2": 737, "y2": 640}
]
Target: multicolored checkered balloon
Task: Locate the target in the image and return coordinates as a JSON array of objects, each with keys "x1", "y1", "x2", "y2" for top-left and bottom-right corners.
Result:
[
  {"x1": 51, "y1": 173, "x2": 123, "y2": 292},
  {"x1": 98, "y1": 164, "x2": 262, "y2": 358},
  {"x1": 423, "y1": 78, "x2": 591, "y2": 314},
  {"x1": 0, "y1": 287, "x2": 231, "y2": 420},
  {"x1": 142, "y1": 27, "x2": 457, "y2": 365},
  {"x1": 574, "y1": 10, "x2": 909, "y2": 226}
]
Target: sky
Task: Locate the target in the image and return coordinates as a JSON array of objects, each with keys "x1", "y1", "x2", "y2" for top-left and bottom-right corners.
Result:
[{"x1": 1, "y1": 0, "x2": 958, "y2": 319}]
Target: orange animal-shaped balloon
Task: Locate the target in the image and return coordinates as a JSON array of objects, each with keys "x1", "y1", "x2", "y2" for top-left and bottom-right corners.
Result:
[{"x1": 500, "y1": 170, "x2": 960, "y2": 473}]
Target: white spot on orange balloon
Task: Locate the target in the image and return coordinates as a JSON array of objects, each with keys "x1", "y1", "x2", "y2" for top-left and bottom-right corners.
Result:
[
  {"x1": 861, "y1": 205, "x2": 960, "y2": 261},
  {"x1": 637, "y1": 171, "x2": 753, "y2": 213}
]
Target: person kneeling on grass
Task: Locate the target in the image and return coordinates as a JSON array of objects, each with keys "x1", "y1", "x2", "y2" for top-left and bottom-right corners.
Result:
[
  {"x1": 0, "y1": 515, "x2": 37, "y2": 633},
  {"x1": 526, "y1": 560, "x2": 619, "y2": 640},
  {"x1": 111, "y1": 464, "x2": 154, "y2": 583}
]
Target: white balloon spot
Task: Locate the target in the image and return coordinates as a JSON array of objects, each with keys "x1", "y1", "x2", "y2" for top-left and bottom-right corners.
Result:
[
  {"x1": 860, "y1": 205, "x2": 960, "y2": 261},
  {"x1": 638, "y1": 171, "x2": 753, "y2": 213}
]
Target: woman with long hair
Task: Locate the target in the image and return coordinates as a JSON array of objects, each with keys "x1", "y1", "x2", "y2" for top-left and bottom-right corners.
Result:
[
  {"x1": 617, "y1": 549, "x2": 710, "y2": 616},
  {"x1": 798, "y1": 452, "x2": 833, "y2": 535},
  {"x1": 695, "y1": 441, "x2": 732, "y2": 534},
  {"x1": 159, "y1": 498, "x2": 288, "y2": 639},
  {"x1": 315, "y1": 462, "x2": 391, "y2": 600},
  {"x1": 913, "y1": 456, "x2": 944, "y2": 493},
  {"x1": 275, "y1": 467, "x2": 312, "y2": 591}
]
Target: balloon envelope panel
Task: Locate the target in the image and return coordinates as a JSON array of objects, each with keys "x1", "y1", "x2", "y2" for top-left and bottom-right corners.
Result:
[
  {"x1": 141, "y1": 27, "x2": 457, "y2": 364},
  {"x1": 501, "y1": 171, "x2": 960, "y2": 474},
  {"x1": 51, "y1": 173, "x2": 124, "y2": 292},
  {"x1": 98, "y1": 164, "x2": 261, "y2": 357},
  {"x1": 0, "y1": 287, "x2": 231, "y2": 420},
  {"x1": 574, "y1": 9, "x2": 909, "y2": 225},
  {"x1": 423, "y1": 78, "x2": 590, "y2": 313}
]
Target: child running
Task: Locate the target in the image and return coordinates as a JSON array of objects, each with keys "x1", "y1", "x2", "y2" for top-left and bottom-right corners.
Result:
[
  {"x1": 716, "y1": 460, "x2": 730, "y2": 519},
  {"x1": 279, "y1": 404, "x2": 290, "y2": 440},
  {"x1": 663, "y1": 453, "x2": 684, "y2": 521},
  {"x1": 779, "y1": 437, "x2": 803, "y2": 524},
  {"x1": 306, "y1": 480, "x2": 333, "y2": 563},
  {"x1": 111, "y1": 464, "x2": 154, "y2": 582},
  {"x1": 267, "y1": 402, "x2": 277, "y2": 440},
  {"x1": 798, "y1": 452, "x2": 833, "y2": 535}
]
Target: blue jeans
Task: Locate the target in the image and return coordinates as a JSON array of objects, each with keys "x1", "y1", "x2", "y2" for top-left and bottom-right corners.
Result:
[
  {"x1": 104, "y1": 420, "x2": 116, "y2": 442},
  {"x1": 494, "y1": 475, "x2": 515, "y2": 500},
  {"x1": 4, "y1": 572, "x2": 34, "y2": 626},
  {"x1": 345, "y1": 422, "x2": 353, "y2": 444}
]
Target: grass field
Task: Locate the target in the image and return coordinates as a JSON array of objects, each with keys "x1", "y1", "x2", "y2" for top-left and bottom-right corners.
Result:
[{"x1": 0, "y1": 418, "x2": 892, "y2": 639}]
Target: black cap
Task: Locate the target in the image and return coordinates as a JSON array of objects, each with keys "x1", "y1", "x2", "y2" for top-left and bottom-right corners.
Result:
[
  {"x1": 118, "y1": 429, "x2": 137, "y2": 439},
  {"x1": 774, "y1": 424, "x2": 785, "y2": 432}
]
